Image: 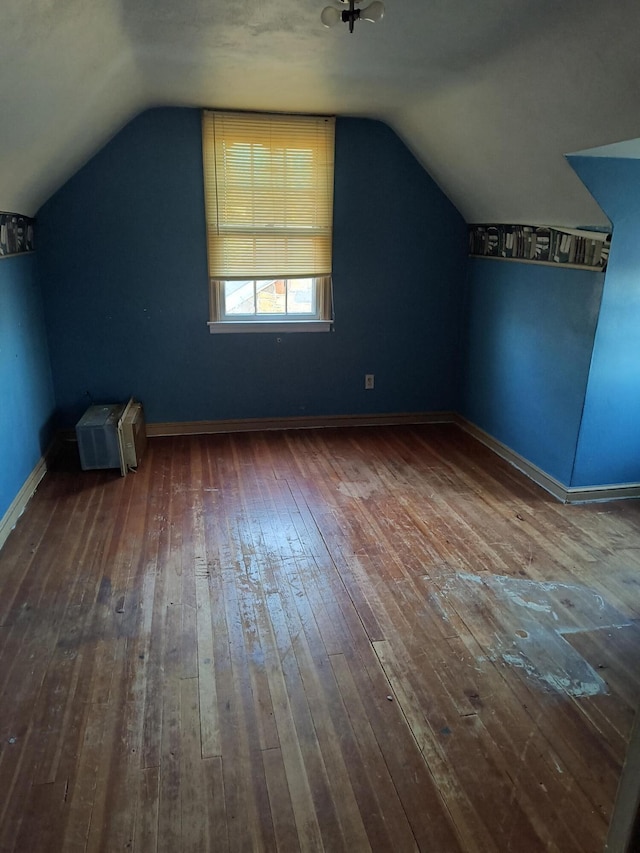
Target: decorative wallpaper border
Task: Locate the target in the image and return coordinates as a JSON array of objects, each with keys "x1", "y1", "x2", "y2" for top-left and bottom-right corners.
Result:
[
  {"x1": 469, "y1": 224, "x2": 610, "y2": 271},
  {"x1": 0, "y1": 213, "x2": 35, "y2": 257}
]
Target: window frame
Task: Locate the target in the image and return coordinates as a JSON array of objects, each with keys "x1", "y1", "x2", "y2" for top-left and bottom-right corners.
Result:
[
  {"x1": 208, "y1": 275, "x2": 333, "y2": 334},
  {"x1": 202, "y1": 110, "x2": 335, "y2": 334}
]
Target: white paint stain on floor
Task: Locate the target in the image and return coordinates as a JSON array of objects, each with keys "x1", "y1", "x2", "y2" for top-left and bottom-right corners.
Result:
[
  {"x1": 500, "y1": 651, "x2": 604, "y2": 697},
  {"x1": 336, "y1": 480, "x2": 381, "y2": 500},
  {"x1": 432, "y1": 569, "x2": 631, "y2": 698}
]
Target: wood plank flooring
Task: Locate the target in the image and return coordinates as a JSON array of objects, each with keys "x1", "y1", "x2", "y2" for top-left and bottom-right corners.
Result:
[{"x1": 1, "y1": 423, "x2": 640, "y2": 852}]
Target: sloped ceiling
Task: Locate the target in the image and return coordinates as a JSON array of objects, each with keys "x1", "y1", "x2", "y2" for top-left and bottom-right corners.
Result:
[{"x1": 3, "y1": 0, "x2": 640, "y2": 225}]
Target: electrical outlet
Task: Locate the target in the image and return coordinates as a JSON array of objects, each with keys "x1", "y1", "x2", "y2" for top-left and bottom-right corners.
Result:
[{"x1": 365, "y1": 374, "x2": 375, "y2": 390}]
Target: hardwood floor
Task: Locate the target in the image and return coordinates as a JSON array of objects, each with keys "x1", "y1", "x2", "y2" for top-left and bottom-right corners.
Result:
[{"x1": 1, "y1": 423, "x2": 640, "y2": 852}]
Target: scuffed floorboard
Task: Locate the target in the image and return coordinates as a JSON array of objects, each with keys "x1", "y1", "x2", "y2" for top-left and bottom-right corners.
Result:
[{"x1": 1, "y1": 423, "x2": 639, "y2": 852}]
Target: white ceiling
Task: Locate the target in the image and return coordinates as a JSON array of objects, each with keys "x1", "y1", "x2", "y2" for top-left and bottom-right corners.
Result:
[{"x1": 4, "y1": 0, "x2": 640, "y2": 225}]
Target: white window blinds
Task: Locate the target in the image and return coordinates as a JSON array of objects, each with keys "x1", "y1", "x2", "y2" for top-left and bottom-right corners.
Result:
[{"x1": 202, "y1": 111, "x2": 335, "y2": 280}]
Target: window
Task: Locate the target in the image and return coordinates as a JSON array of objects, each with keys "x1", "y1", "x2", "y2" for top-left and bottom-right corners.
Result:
[{"x1": 202, "y1": 111, "x2": 335, "y2": 333}]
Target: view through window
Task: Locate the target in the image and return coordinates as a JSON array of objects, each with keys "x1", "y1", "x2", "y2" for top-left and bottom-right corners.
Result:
[{"x1": 223, "y1": 278, "x2": 316, "y2": 317}]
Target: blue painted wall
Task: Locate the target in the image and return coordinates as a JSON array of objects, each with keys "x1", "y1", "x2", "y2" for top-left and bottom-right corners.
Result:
[
  {"x1": 0, "y1": 254, "x2": 56, "y2": 521},
  {"x1": 567, "y1": 156, "x2": 640, "y2": 487},
  {"x1": 461, "y1": 258, "x2": 603, "y2": 485},
  {"x1": 37, "y1": 109, "x2": 468, "y2": 426}
]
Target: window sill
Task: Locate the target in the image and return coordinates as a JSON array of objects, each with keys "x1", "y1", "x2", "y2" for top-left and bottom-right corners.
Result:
[{"x1": 208, "y1": 320, "x2": 332, "y2": 334}]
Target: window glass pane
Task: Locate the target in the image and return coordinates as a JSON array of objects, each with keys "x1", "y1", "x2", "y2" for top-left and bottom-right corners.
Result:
[
  {"x1": 287, "y1": 278, "x2": 314, "y2": 314},
  {"x1": 219, "y1": 277, "x2": 321, "y2": 321},
  {"x1": 225, "y1": 280, "x2": 255, "y2": 314},
  {"x1": 256, "y1": 280, "x2": 286, "y2": 315}
]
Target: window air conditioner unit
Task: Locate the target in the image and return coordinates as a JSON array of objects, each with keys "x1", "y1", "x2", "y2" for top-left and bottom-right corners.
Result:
[{"x1": 76, "y1": 398, "x2": 146, "y2": 475}]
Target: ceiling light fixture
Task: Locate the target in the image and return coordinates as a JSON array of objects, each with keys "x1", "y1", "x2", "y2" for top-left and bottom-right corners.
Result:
[{"x1": 321, "y1": 0, "x2": 385, "y2": 33}]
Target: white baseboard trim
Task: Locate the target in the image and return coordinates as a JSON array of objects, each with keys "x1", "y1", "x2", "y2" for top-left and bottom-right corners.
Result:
[
  {"x1": 0, "y1": 454, "x2": 48, "y2": 552},
  {"x1": 563, "y1": 482, "x2": 640, "y2": 504},
  {"x1": 455, "y1": 417, "x2": 569, "y2": 501},
  {"x1": 456, "y1": 416, "x2": 640, "y2": 504},
  {"x1": 146, "y1": 411, "x2": 457, "y2": 437}
]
